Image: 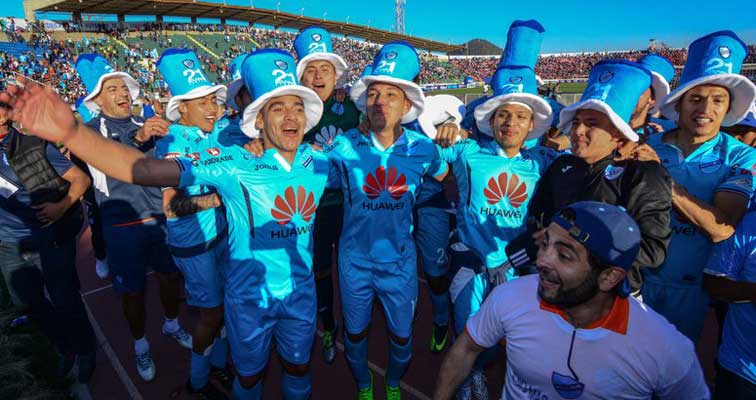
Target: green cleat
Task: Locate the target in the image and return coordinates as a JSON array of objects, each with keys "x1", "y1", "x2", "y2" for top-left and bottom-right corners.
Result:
[
  {"x1": 357, "y1": 372, "x2": 374, "y2": 400},
  {"x1": 385, "y1": 383, "x2": 401, "y2": 400},
  {"x1": 430, "y1": 323, "x2": 449, "y2": 353}
]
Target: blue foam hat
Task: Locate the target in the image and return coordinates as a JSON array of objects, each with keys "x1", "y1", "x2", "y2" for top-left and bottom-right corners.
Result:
[
  {"x1": 473, "y1": 65, "x2": 552, "y2": 140},
  {"x1": 498, "y1": 20, "x2": 545, "y2": 70},
  {"x1": 156, "y1": 48, "x2": 227, "y2": 121},
  {"x1": 75, "y1": 95, "x2": 96, "y2": 123},
  {"x1": 552, "y1": 201, "x2": 641, "y2": 298},
  {"x1": 75, "y1": 53, "x2": 140, "y2": 113},
  {"x1": 293, "y1": 26, "x2": 349, "y2": 88},
  {"x1": 239, "y1": 49, "x2": 323, "y2": 138},
  {"x1": 659, "y1": 31, "x2": 756, "y2": 126},
  {"x1": 559, "y1": 60, "x2": 652, "y2": 142},
  {"x1": 637, "y1": 53, "x2": 675, "y2": 114},
  {"x1": 349, "y1": 41, "x2": 425, "y2": 123},
  {"x1": 226, "y1": 53, "x2": 251, "y2": 112}
]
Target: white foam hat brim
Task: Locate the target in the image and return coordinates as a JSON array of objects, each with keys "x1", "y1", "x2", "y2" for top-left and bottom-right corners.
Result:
[
  {"x1": 240, "y1": 86, "x2": 324, "y2": 139},
  {"x1": 296, "y1": 53, "x2": 349, "y2": 88},
  {"x1": 165, "y1": 84, "x2": 228, "y2": 122},
  {"x1": 558, "y1": 99, "x2": 640, "y2": 142},
  {"x1": 82, "y1": 72, "x2": 140, "y2": 112},
  {"x1": 659, "y1": 74, "x2": 756, "y2": 127},
  {"x1": 649, "y1": 71, "x2": 670, "y2": 115},
  {"x1": 226, "y1": 79, "x2": 244, "y2": 111},
  {"x1": 417, "y1": 95, "x2": 465, "y2": 139},
  {"x1": 473, "y1": 93, "x2": 552, "y2": 141},
  {"x1": 350, "y1": 75, "x2": 425, "y2": 124}
]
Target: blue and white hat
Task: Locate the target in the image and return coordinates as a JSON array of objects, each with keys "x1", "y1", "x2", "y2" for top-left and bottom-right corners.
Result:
[
  {"x1": 637, "y1": 53, "x2": 675, "y2": 114},
  {"x1": 498, "y1": 19, "x2": 545, "y2": 70},
  {"x1": 417, "y1": 94, "x2": 466, "y2": 139},
  {"x1": 239, "y1": 49, "x2": 323, "y2": 139},
  {"x1": 348, "y1": 64, "x2": 372, "y2": 103},
  {"x1": 75, "y1": 95, "x2": 96, "y2": 123},
  {"x1": 559, "y1": 60, "x2": 652, "y2": 142},
  {"x1": 76, "y1": 53, "x2": 140, "y2": 113},
  {"x1": 350, "y1": 41, "x2": 425, "y2": 123},
  {"x1": 157, "y1": 49, "x2": 227, "y2": 122},
  {"x1": 473, "y1": 65, "x2": 552, "y2": 139},
  {"x1": 294, "y1": 26, "x2": 349, "y2": 88},
  {"x1": 226, "y1": 53, "x2": 250, "y2": 112},
  {"x1": 659, "y1": 31, "x2": 756, "y2": 127}
]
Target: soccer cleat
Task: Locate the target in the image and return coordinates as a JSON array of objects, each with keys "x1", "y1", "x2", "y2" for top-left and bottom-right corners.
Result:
[
  {"x1": 471, "y1": 370, "x2": 489, "y2": 400},
  {"x1": 385, "y1": 384, "x2": 401, "y2": 400},
  {"x1": 95, "y1": 258, "x2": 109, "y2": 279},
  {"x1": 163, "y1": 325, "x2": 193, "y2": 349},
  {"x1": 357, "y1": 372, "x2": 374, "y2": 400},
  {"x1": 430, "y1": 324, "x2": 449, "y2": 353},
  {"x1": 135, "y1": 352, "x2": 156, "y2": 381},
  {"x1": 321, "y1": 327, "x2": 337, "y2": 364},
  {"x1": 186, "y1": 380, "x2": 229, "y2": 400}
]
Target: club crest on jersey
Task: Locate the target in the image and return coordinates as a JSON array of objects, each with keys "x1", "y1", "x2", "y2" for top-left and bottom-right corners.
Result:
[
  {"x1": 206, "y1": 147, "x2": 221, "y2": 157},
  {"x1": 719, "y1": 46, "x2": 731, "y2": 58},
  {"x1": 699, "y1": 154, "x2": 723, "y2": 173},
  {"x1": 311, "y1": 33, "x2": 321, "y2": 42},
  {"x1": 604, "y1": 165, "x2": 624, "y2": 180},
  {"x1": 599, "y1": 71, "x2": 614, "y2": 83},
  {"x1": 182, "y1": 59, "x2": 195, "y2": 69},
  {"x1": 363, "y1": 166, "x2": 408, "y2": 201},
  {"x1": 274, "y1": 59, "x2": 288, "y2": 70},
  {"x1": 270, "y1": 186, "x2": 317, "y2": 226}
]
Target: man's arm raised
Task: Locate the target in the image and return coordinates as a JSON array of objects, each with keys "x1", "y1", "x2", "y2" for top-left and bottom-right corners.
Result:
[{"x1": 1, "y1": 77, "x2": 180, "y2": 187}]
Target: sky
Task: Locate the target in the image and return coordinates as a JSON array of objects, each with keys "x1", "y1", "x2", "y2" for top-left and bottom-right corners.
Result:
[{"x1": 1, "y1": 0, "x2": 755, "y2": 53}]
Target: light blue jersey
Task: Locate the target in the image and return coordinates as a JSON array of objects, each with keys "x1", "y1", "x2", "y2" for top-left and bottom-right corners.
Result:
[
  {"x1": 324, "y1": 129, "x2": 447, "y2": 265},
  {"x1": 156, "y1": 123, "x2": 228, "y2": 252},
  {"x1": 178, "y1": 144, "x2": 336, "y2": 303},
  {"x1": 440, "y1": 139, "x2": 557, "y2": 268},
  {"x1": 644, "y1": 132, "x2": 756, "y2": 287},
  {"x1": 705, "y1": 212, "x2": 756, "y2": 385}
]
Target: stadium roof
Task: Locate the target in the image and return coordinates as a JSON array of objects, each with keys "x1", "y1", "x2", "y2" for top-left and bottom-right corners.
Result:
[{"x1": 25, "y1": 0, "x2": 464, "y2": 53}]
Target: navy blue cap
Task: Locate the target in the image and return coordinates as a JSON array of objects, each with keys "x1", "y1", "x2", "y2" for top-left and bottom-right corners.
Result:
[{"x1": 551, "y1": 201, "x2": 641, "y2": 297}]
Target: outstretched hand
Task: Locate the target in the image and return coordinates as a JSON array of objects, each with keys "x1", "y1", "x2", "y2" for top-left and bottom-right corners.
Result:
[{"x1": 0, "y1": 76, "x2": 78, "y2": 143}]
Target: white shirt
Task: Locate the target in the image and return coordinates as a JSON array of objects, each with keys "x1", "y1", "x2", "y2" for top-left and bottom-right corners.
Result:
[{"x1": 466, "y1": 275, "x2": 710, "y2": 400}]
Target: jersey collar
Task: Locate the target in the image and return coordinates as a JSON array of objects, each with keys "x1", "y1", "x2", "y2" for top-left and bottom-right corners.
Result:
[{"x1": 539, "y1": 296, "x2": 629, "y2": 335}]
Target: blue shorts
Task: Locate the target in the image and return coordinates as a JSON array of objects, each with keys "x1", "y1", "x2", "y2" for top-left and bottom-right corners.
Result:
[
  {"x1": 103, "y1": 220, "x2": 178, "y2": 294},
  {"x1": 448, "y1": 245, "x2": 490, "y2": 334},
  {"x1": 339, "y1": 253, "x2": 418, "y2": 338},
  {"x1": 224, "y1": 278, "x2": 316, "y2": 376},
  {"x1": 641, "y1": 280, "x2": 708, "y2": 343},
  {"x1": 414, "y1": 207, "x2": 450, "y2": 278},
  {"x1": 172, "y1": 239, "x2": 228, "y2": 308}
]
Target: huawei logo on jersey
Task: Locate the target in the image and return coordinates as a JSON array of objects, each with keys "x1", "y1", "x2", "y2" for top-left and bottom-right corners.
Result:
[
  {"x1": 484, "y1": 173, "x2": 528, "y2": 208},
  {"x1": 363, "y1": 166, "x2": 408, "y2": 201},
  {"x1": 270, "y1": 186, "x2": 317, "y2": 225}
]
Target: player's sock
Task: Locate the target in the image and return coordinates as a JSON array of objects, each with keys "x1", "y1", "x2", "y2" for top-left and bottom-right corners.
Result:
[
  {"x1": 282, "y1": 371, "x2": 311, "y2": 400},
  {"x1": 430, "y1": 291, "x2": 450, "y2": 326},
  {"x1": 189, "y1": 350, "x2": 211, "y2": 390},
  {"x1": 386, "y1": 337, "x2": 413, "y2": 388},
  {"x1": 134, "y1": 336, "x2": 149, "y2": 355},
  {"x1": 316, "y1": 275, "x2": 336, "y2": 332},
  {"x1": 163, "y1": 317, "x2": 179, "y2": 333},
  {"x1": 344, "y1": 334, "x2": 371, "y2": 389},
  {"x1": 209, "y1": 334, "x2": 228, "y2": 369},
  {"x1": 232, "y1": 377, "x2": 261, "y2": 400}
]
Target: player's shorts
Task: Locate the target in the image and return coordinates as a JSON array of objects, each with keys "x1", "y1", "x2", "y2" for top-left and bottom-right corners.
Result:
[
  {"x1": 641, "y1": 280, "x2": 708, "y2": 343},
  {"x1": 414, "y1": 206, "x2": 450, "y2": 278},
  {"x1": 224, "y1": 278, "x2": 316, "y2": 376},
  {"x1": 171, "y1": 238, "x2": 228, "y2": 308},
  {"x1": 103, "y1": 219, "x2": 178, "y2": 294},
  {"x1": 339, "y1": 252, "x2": 418, "y2": 338}
]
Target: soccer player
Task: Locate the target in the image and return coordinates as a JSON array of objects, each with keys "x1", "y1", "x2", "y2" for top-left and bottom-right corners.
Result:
[
  {"x1": 640, "y1": 31, "x2": 756, "y2": 342},
  {"x1": 704, "y1": 212, "x2": 756, "y2": 399},
  {"x1": 330, "y1": 41, "x2": 448, "y2": 399},
  {"x1": 155, "y1": 49, "x2": 231, "y2": 398},
  {"x1": 75, "y1": 54, "x2": 192, "y2": 381},
  {"x1": 293, "y1": 26, "x2": 360, "y2": 363},
  {"x1": 435, "y1": 202, "x2": 710, "y2": 400}
]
